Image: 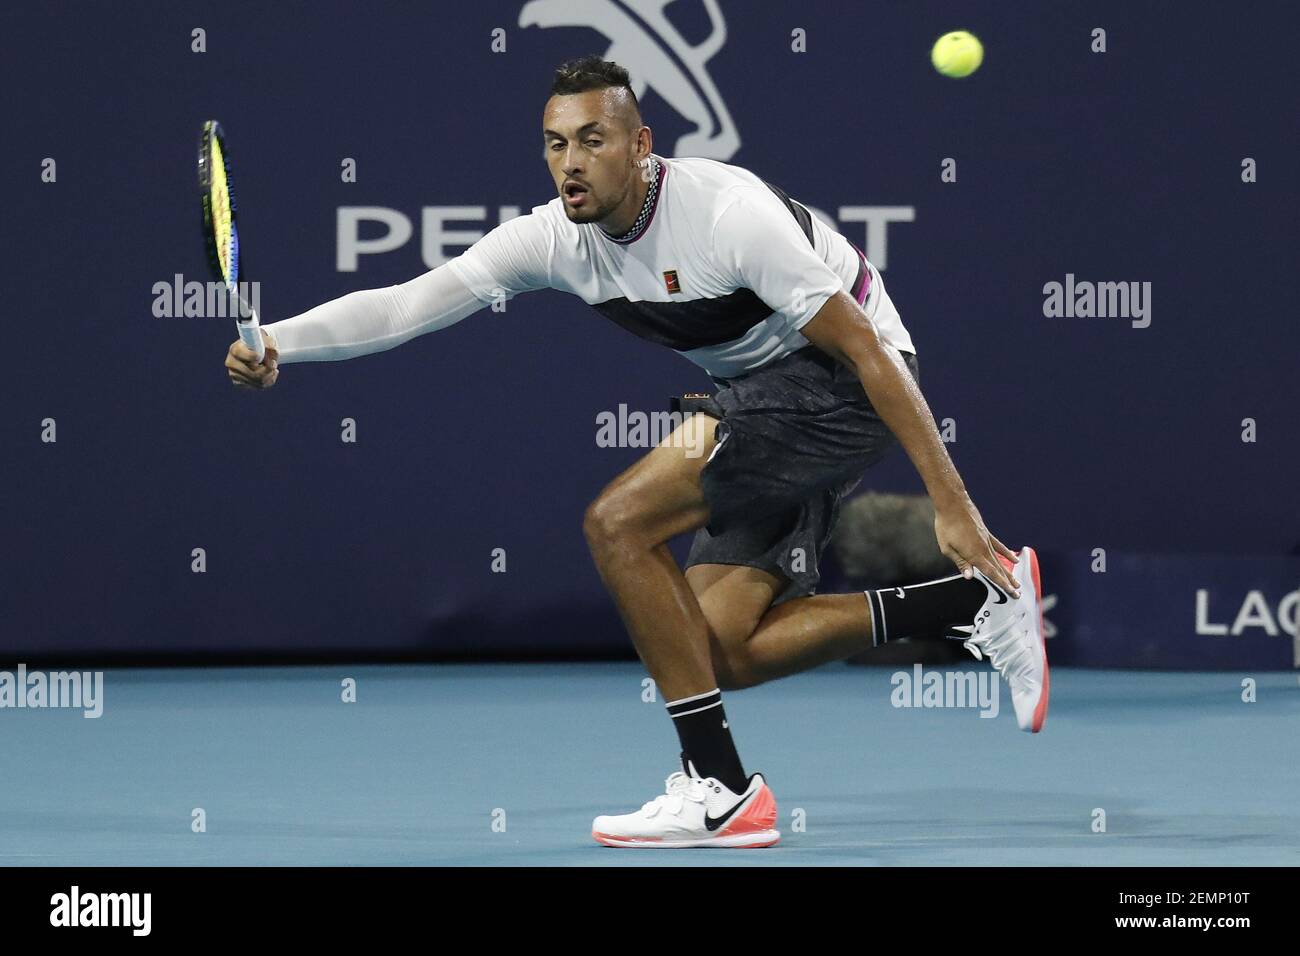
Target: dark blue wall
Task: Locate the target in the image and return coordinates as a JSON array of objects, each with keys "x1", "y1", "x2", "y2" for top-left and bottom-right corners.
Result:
[{"x1": 3, "y1": 1, "x2": 1296, "y2": 660}]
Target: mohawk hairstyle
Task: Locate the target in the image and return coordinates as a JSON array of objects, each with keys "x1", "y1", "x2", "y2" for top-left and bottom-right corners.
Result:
[{"x1": 550, "y1": 55, "x2": 642, "y2": 121}]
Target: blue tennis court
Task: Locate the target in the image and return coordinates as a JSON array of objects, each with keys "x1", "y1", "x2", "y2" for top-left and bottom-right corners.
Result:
[{"x1": 4, "y1": 664, "x2": 1296, "y2": 866}]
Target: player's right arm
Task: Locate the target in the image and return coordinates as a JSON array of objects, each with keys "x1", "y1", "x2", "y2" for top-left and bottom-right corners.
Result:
[{"x1": 225, "y1": 209, "x2": 554, "y2": 388}]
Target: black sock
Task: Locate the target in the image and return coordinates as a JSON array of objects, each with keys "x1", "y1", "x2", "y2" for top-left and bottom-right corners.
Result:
[
  {"x1": 868, "y1": 573, "x2": 989, "y2": 646},
  {"x1": 665, "y1": 689, "x2": 748, "y2": 793}
]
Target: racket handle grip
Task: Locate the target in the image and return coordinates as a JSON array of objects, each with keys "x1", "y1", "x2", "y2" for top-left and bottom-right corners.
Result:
[{"x1": 237, "y1": 318, "x2": 265, "y2": 362}]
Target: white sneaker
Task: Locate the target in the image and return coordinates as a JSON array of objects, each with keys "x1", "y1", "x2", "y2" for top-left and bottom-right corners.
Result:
[
  {"x1": 958, "y1": 546, "x2": 1050, "y2": 733},
  {"x1": 592, "y1": 766, "x2": 780, "y2": 848}
]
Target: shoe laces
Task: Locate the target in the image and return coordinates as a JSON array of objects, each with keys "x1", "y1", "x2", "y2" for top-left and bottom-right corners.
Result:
[
  {"x1": 641, "y1": 771, "x2": 708, "y2": 817},
  {"x1": 963, "y1": 614, "x2": 1035, "y2": 683}
]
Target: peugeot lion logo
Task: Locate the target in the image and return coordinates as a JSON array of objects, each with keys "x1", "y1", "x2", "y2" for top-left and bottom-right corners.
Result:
[{"x1": 519, "y1": 0, "x2": 741, "y2": 159}]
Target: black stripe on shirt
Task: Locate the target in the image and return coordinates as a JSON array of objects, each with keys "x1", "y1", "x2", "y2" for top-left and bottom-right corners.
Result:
[
  {"x1": 590, "y1": 288, "x2": 774, "y2": 351},
  {"x1": 760, "y1": 179, "x2": 816, "y2": 246}
]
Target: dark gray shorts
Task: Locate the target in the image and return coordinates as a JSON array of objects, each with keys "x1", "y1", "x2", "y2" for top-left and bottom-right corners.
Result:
[{"x1": 685, "y1": 346, "x2": 920, "y2": 604}]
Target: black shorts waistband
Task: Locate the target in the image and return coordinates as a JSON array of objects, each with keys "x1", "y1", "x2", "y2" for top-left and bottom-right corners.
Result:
[{"x1": 713, "y1": 345, "x2": 916, "y2": 386}]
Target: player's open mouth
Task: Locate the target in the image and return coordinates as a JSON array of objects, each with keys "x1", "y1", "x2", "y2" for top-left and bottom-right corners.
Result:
[{"x1": 563, "y1": 182, "x2": 589, "y2": 206}]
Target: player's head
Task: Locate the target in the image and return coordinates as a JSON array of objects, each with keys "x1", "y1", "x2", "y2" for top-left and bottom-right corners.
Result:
[{"x1": 543, "y1": 56, "x2": 652, "y2": 225}]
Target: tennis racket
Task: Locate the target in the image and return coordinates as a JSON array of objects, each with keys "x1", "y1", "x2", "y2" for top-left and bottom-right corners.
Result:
[{"x1": 198, "y1": 120, "x2": 265, "y2": 361}]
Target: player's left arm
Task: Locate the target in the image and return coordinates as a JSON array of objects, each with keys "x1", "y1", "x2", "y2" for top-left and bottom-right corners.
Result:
[{"x1": 800, "y1": 291, "x2": 1020, "y2": 595}]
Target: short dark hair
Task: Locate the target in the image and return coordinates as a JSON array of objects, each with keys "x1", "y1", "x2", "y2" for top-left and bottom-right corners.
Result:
[{"x1": 550, "y1": 55, "x2": 641, "y2": 117}]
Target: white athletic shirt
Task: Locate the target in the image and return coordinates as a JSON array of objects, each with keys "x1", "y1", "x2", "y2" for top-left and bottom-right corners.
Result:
[{"x1": 265, "y1": 155, "x2": 914, "y2": 378}]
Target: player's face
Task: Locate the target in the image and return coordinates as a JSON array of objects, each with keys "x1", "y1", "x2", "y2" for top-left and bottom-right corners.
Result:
[{"x1": 542, "y1": 89, "x2": 645, "y2": 225}]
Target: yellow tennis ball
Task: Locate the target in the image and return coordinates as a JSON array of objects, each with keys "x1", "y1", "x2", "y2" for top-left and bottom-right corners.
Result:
[{"x1": 931, "y1": 30, "x2": 983, "y2": 78}]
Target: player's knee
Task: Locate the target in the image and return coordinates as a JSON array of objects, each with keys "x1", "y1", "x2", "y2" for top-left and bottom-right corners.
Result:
[{"x1": 582, "y1": 490, "x2": 640, "y2": 552}]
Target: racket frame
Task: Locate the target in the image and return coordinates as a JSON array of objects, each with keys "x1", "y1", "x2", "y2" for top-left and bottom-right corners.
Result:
[{"x1": 199, "y1": 120, "x2": 264, "y2": 360}]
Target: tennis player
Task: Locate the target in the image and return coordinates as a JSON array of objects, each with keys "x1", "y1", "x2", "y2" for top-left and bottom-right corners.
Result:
[{"x1": 225, "y1": 56, "x2": 1048, "y2": 849}]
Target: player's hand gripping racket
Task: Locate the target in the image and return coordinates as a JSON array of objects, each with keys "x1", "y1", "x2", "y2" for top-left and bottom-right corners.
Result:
[{"x1": 198, "y1": 120, "x2": 264, "y2": 361}]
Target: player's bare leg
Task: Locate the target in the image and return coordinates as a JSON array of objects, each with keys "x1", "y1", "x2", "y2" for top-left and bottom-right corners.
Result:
[
  {"x1": 582, "y1": 412, "x2": 720, "y2": 702},
  {"x1": 585, "y1": 412, "x2": 785, "y2": 847},
  {"x1": 688, "y1": 564, "x2": 875, "y2": 689}
]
